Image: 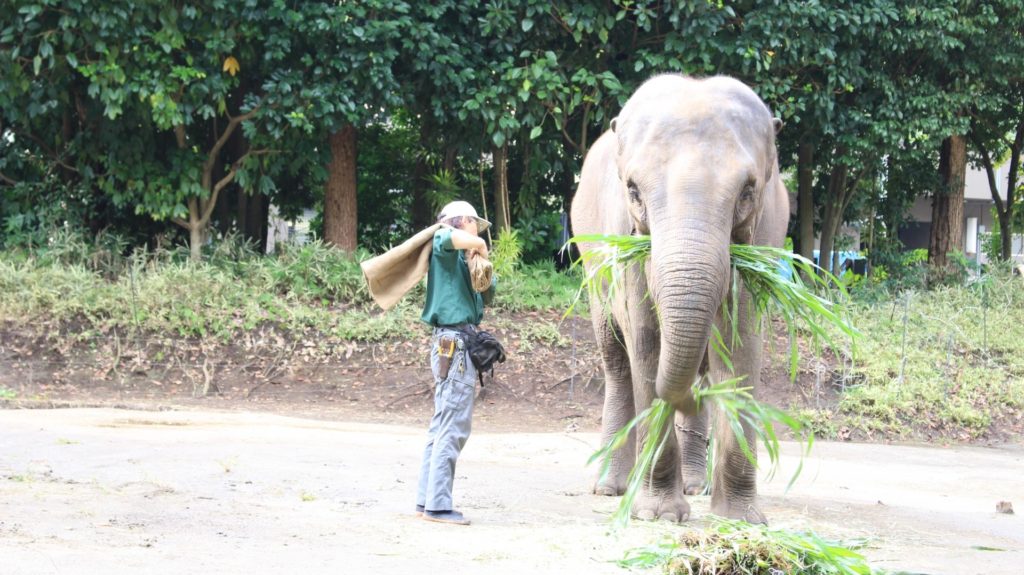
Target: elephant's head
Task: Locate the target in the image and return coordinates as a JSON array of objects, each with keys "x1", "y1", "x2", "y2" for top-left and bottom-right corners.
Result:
[{"x1": 611, "y1": 75, "x2": 783, "y2": 414}]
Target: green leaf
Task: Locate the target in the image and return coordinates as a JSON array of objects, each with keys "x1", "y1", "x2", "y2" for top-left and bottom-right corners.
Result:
[
  {"x1": 529, "y1": 125, "x2": 542, "y2": 139},
  {"x1": 492, "y1": 131, "x2": 505, "y2": 148},
  {"x1": 521, "y1": 18, "x2": 534, "y2": 32},
  {"x1": 33, "y1": 56, "x2": 42, "y2": 76}
]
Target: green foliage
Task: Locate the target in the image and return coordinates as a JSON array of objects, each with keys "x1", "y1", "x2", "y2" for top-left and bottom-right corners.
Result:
[
  {"x1": 490, "y1": 228, "x2": 523, "y2": 277},
  {"x1": 425, "y1": 170, "x2": 462, "y2": 220},
  {"x1": 514, "y1": 211, "x2": 564, "y2": 264},
  {"x1": 621, "y1": 518, "x2": 875, "y2": 575},
  {"x1": 518, "y1": 320, "x2": 569, "y2": 348},
  {"x1": 355, "y1": 119, "x2": 418, "y2": 252},
  {"x1": 981, "y1": 230, "x2": 1003, "y2": 265},
  {"x1": 4, "y1": 0, "x2": 1021, "y2": 269},
  {"x1": 492, "y1": 260, "x2": 581, "y2": 313},
  {"x1": 866, "y1": 249, "x2": 930, "y2": 293},
  {"x1": 836, "y1": 269, "x2": 1024, "y2": 438},
  {"x1": 589, "y1": 397, "x2": 677, "y2": 529},
  {"x1": 0, "y1": 235, "x2": 581, "y2": 343},
  {"x1": 696, "y1": 379, "x2": 814, "y2": 490},
  {"x1": 570, "y1": 234, "x2": 859, "y2": 379},
  {"x1": 262, "y1": 241, "x2": 371, "y2": 303},
  {"x1": 728, "y1": 244, "x2": 859, "y2": 380}
]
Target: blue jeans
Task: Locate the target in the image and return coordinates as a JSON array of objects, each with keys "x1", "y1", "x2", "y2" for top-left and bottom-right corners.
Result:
[{"x1": 416, "y1": 327, "x2": 478, "y2": 512}]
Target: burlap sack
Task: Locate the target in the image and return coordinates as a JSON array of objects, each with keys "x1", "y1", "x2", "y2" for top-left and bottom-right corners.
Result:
[{"x1": 468, "y1": 253, "x2": 494, "y2": 293}]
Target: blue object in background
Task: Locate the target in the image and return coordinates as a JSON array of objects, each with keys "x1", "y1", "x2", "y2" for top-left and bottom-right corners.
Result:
[{"x1": 776, "y1": 250, "x2": 868, "y2": 281}]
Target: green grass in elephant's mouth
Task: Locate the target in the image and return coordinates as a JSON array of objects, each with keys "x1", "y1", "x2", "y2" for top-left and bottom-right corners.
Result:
[{"x1": 570, "y1": 234, "x2": 859, "y2": 529}]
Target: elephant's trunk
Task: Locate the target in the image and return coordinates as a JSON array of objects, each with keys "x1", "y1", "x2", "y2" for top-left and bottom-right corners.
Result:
[{"x1": 650, "y1": 223, "x2": 731, "y2": 415}]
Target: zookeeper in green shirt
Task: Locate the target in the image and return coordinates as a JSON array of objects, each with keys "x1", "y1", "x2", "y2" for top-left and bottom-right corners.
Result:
[{"x1": 415, "y1": 200, "x2": 495, "y2": 526}]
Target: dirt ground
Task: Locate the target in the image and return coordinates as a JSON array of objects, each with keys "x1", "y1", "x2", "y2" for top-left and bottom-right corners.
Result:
[
  {"x1": 2, "y1": 316, "x2": 1023, "y2": 573},
  {"x1": 1, "y1": 407, "x2": 1022, "y2": 575}
]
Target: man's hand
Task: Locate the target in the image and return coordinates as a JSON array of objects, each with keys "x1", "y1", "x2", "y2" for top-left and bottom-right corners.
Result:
[{"x1": 469, "y1": 243, "x2": 489, "y2": 260}]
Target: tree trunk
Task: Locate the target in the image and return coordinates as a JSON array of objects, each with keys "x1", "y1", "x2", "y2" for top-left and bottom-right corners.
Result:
[
  {"x1": 929, "y1": 135, "x2": 967, "y2": 272},
  {"x1": 974, "y1": 120, "x2": 1022, "y2": 262},
  {"x1": 443, "y1": 146, "x2": 458, "y2": 173},
  {"x1": 188, "y1": 202, "x2": 203, "y2": 261},
  {"x1": 1001, "y1": 120, "x2": 1023, "y2": 261},
  {"x1": 797, "y1": 141, "x2": 815, "y2": 261},
  {"x1": 215, "y1": 188, "x2": 234, "y2": 236},
  {"x1": 818, "y1": 160, "x2": 848, "y2": 274},
  {"x1": 323, "y1": 125, "x2": 358, "y2": 252},
  {"x1": 241, "y1": 191, "x2": 268, "y2": 252},
  {"x1": 236, "y1": 189, "x2": 248, "y2": 237},
  {"x1": 493, "y1": 144, "x2": 511, "y2": 233},
  {"x1": 411, "y1": 121, "x2": 433, "y2": 229}
]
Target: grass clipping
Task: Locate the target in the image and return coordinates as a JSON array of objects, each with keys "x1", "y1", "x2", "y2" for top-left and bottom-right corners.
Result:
[
  {"x1": 570, "y1": 234, "x2": 858, "y2": 528},
  {"x1": 621, "y1": 517, "x2": 873, "y2": 575}
]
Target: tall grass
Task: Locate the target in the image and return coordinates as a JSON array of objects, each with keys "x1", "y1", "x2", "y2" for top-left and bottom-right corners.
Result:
[
  {"x1": 0, "y1": 231, "x2": 581, "y2": 342},
  {"x1": 834, "y1": 269, "x2": 1024, "y2": 438}
]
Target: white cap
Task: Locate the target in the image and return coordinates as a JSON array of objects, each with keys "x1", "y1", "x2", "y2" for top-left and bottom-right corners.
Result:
[{"x1": 437, "y1": 200, "x2": 491, "y2": 233}]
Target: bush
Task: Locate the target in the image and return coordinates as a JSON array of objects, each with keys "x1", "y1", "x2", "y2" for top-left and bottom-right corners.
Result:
[{"x1": 0, "y1": 231, "x2": 581, "y2": 342}]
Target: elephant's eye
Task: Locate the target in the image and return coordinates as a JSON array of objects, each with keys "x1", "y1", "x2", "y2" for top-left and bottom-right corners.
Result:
[
  {"x1": 627, "y1": 180, "x2": 641, "y2": 203},
  {"x1": 740, "y1": 183, "x2": 755, "y2": 202}
]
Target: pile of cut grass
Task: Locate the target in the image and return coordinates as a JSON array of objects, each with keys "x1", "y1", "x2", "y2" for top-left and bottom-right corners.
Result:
[{"x1": 621, "y1": 518, "x2": 874, "y2": 575}]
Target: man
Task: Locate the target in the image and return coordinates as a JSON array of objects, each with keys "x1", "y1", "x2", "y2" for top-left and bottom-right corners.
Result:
[{"x1": 415, "y1": 200, "x2": 494, "y2": 526}]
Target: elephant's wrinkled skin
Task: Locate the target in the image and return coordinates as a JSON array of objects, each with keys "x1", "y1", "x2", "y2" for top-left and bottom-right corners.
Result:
[{"x1": 571, "y1": 75, "x2": 789, "y2": 523}]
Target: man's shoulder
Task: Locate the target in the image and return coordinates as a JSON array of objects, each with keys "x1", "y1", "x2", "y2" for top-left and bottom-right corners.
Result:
[{"x1": 433, "y1": 226, "x2": 456, "y2": 254}]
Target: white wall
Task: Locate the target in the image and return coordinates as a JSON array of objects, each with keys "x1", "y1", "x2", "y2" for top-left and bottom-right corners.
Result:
[{"x1": 965, "y1": 163, "x2": 1011, "y2": 201}]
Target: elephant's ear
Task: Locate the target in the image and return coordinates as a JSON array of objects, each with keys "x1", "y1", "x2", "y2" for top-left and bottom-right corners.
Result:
[
  {"x1": 610, "y1": 116, "x2": 618, "y2": 133},
  {"x1": 772, "y1": 118, "x2": 784, "y2": 135}
]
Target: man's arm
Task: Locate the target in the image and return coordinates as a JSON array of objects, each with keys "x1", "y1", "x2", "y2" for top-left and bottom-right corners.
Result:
[{"x1": 448, "y1": 228, "x2": 488, "y2": 258}]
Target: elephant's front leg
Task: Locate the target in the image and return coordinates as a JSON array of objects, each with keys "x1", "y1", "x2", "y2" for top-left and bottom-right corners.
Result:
[
  {"x1": 708, "y1": 289, "x2": 766, "y2": 524},
  {"x1": 592, "y1": 316, "x2": 635, "y2": 496},
  {"x1": 626, "y1": 306, "x2": 690, "y2": 522},
  {"x1": 676, "y1": 408, "x2": 709, "y2": 495}
]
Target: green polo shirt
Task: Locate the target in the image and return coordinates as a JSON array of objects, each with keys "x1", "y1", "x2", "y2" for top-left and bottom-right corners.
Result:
[{"x1": 420, "y1": 227, "x2": 494, "y2": 327}]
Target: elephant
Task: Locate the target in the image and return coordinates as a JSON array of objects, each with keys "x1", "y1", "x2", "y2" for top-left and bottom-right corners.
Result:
[{"x1": 570, "y1": 74, "x2": 789, "y2": 523}]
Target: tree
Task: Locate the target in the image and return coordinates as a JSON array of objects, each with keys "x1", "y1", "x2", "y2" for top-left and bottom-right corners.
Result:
[
  {"x1": 301, "y1": 2, "x2": 406, "y2": 252},
  {"x1": 929, "y1": 135, "x2": 967, "y2": 271},
  {"x1": 966, "y1": 2, "x2": 1024, "y2": 263},
  {"x1": 972, "y1": 102, "x2": 1024, "y2": 263}
]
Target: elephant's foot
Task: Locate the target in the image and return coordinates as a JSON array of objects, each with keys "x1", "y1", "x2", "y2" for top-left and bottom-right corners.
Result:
[
  {"x1": 632, "y1": 490, "x2": 691, "y2": 523},
  {"x1": 682, "y1": 473, "x2": 706, "y2": 496},
  {"x1": 710, "y1": 498, "x2": 766, "y2": 525},
  {"x1": 593, "y1": 469, "x2": 628, "y2": 496}
]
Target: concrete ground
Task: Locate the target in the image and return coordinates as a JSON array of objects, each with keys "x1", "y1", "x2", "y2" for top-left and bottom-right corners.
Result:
[{"x1": 1, "y1": 408, "x2": 1021, "y2": 575}]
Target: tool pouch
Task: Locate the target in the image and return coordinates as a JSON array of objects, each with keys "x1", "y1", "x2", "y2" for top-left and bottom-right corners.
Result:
[{"x1": 436, "y1": 336, "x2": 457, "y2": 381}]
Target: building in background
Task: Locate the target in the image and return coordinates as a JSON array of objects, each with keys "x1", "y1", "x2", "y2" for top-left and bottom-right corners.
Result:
[{"x1": 900, "y1": 162, "x2": 1022, "y2": 265}]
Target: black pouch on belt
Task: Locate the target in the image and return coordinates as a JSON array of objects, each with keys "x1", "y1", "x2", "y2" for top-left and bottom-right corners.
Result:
[{"x1": 436, "y1": 336, "x2": 457, "y2": 380}]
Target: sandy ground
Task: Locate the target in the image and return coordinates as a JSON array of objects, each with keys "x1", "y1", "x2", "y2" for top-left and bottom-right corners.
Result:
[{"x1": 1, "y1": 408, "x2": 1021, "y2": 575}]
